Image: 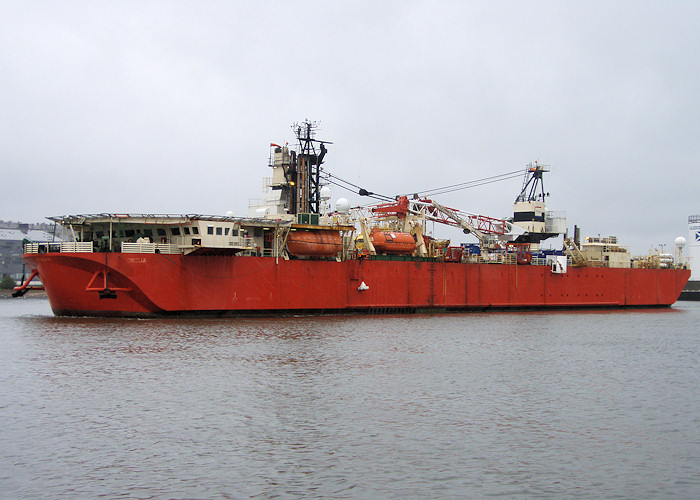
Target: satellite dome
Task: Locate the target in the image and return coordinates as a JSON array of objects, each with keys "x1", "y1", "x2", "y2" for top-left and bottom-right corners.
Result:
[
  {"x1": 320, "y1": 186, "x2": 331, "y2": 201},
  {"x1": 335, "y1": 197, "x2": 350, "y2": 214},
  {"x1": 675, "y1": 236, "x2": 686, "y2": 248},
  {"x1": 226, "y1": 210, "x2": 234, "y2": 217}
]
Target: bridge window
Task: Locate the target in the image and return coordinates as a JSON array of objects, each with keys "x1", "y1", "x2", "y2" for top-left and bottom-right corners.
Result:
[
  {"x1": 192, "y1": 227, "x2": 199, "y2": 235},
  {"x1": 157, "y1": 228, "x2": 166, "y2": 237},
  {"x1": 144, "y1": 228, "x2": 153, "y2": 238},
  {"x1": 207, "y1": 226, "x2": 214, "y2": 235},
  {"x1": 216, "y1": 227, "x2": 223, "y2": 235},
  {"x1": 231, "y1": 229, "x2": 238, "y2": 236},
  {"x1": 225, "y1": 228, "x2": 230, "y2": 235},
  {"x1": 171, "y1": 227, "x2": 181, "y2": 236}
]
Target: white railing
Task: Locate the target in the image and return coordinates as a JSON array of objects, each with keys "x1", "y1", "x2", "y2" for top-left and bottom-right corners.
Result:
[
  {"x1": 195, "y1": 236, "x2": 256, "y2": 249},
  {"x1": 24, "y1": 242, "x2": 93, "y2": 253},
  {"x1": 23, "y1": 241, "x2": 181, "y2": 254},
  {"x1": 545, "y1": 211, "x2": 567, "y2": 234},
  {"x1": 61, "y1": 242, "x2": 94, "y2": 253},
  {"x1": 121, "y1": 242, "x2": 180, "y2": 254},
  {"x1": 229, "y1": 237, "x2": 256, "y2": 248}
]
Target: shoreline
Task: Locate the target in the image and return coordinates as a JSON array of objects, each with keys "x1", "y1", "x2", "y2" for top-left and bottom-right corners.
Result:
[{"x1": 0, "y1": 289, "x2": 46, "y2": 299}]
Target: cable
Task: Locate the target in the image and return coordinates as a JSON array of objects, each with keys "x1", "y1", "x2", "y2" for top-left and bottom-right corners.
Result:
[
  {"x1": 322, "y1": 171, "x2": 394, "y2": 201},
  {"x1": 421, "y1": 172, "x2": 525, "y2": 197},
  {"x1": 323, "y1": 167, "x2": 527, "y2": 203},
  {"x1": 405, "y1": 169, "x2": 525, "y2": 198}
]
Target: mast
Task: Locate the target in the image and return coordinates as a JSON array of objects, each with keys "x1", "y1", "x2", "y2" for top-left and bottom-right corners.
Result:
[
  {"x1": 515, "y1": 161, "x2": 549, "y2": 203},
  {"x1": 265, "y1": 120, "x2": 331, "y2": 216},
  {"x1": 291, "y1": 120, "x2": 330, "y2": 214}
]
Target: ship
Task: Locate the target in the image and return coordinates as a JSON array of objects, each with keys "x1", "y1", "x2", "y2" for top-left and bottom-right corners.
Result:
[{"x1": 14, "y1": 121, "x2": 690, "y2": 317}]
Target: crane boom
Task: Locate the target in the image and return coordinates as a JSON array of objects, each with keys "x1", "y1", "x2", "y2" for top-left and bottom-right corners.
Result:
[
  {"x1": 428, "y1": 201, "x2": 507, "y2": 244},
  {"x1": 370, "y1": 197, "x2": 512, "y2": 247}
]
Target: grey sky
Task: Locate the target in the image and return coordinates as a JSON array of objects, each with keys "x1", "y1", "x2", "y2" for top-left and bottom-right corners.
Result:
[{"x1": 2, "y1": 1, "x2": 698, "y2": 254}]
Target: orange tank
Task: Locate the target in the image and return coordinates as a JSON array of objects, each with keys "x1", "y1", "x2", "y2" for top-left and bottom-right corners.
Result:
[
  {"x1": 370, "y1": 228, "x2": 416, "y2": 255},
  {"x1": 287, "y1": 230, "x2": 342, "y2": 257}
]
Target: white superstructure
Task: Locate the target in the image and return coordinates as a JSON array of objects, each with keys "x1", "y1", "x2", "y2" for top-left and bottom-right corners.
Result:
[{"x1": 687, "y1": 214, "x2": 700, "y2": 281}]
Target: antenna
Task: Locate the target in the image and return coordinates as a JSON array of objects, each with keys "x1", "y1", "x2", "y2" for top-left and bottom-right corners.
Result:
[
  {"x1": 515, "y1": 161, "x2": 550, "y2": 203},
  {"x1": 291, "y1": 120, "x2": 332, "y2": 214}
]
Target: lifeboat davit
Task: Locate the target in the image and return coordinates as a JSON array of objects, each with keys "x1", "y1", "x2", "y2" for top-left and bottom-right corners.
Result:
[
  {"x1": 287, "y1": 230, "x2": 342, "y2": 257},
  {"x1": 370, "y1": 228, "x2": 416, "y2": 255}
]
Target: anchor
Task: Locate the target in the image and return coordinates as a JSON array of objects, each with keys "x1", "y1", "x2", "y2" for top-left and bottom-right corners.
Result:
[
  {"x1": 12, "y1": 270, "x2": 42, "y2": 297},
  {"x1": 85, "y1": 270, "x2": 129, "y2": 299}
]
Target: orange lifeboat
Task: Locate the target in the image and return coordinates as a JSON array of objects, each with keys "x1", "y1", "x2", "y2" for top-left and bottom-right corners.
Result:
[
  {"x1": 287, "y1": 230, "x2": 342, "y2": 257},
  {"x1": 370, "y1": 227, "x2": 416, "y2": 255}
]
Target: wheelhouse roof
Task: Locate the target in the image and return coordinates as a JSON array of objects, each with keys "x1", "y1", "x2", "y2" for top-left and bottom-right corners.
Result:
[{"x1": 47, "y1": 213, "x2": 292, "y2": 226}]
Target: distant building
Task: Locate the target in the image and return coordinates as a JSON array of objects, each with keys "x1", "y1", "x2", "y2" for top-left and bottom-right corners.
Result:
[{"x1": 0, "y1": 220, "x2": 58, "y2": 283}]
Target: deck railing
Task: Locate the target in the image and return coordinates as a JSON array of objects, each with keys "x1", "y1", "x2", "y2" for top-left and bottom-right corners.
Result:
[
  {"x1": 23, "y1": 239, "x2": 257, "y2": 255},
  {"x1": 24, "y1": 240, "x2": 578, "y2": 268},
  {"x1": 61, "y1": 242, "x2": 94, "y2": 253},
  {"x1": 23, "y1": 242, "x2": 94, "y2": 253},
  {"x1": 22, "y1": 241, "x2": 180, "y2": 254},
  {"x1": 121, "y1": 242, "x2": 180, "y2": 254}
]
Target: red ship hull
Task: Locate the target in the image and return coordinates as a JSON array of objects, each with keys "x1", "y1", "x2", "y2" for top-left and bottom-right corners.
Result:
[{"x1": 24, "y1": 253, "x2": 691, "y2": 317}]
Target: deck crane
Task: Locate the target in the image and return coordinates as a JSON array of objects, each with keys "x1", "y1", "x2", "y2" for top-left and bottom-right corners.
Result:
[
  {"x1": 427, "y1": 201, "x2": 492, "y2": 244},
  {"x1": 424, "y1": 200, "x2": 534, "y2": 250},
  {"x1": 510, "y1": 161, "x2": 566, "y2": 245},
  {"x1": 370, "y1": 196, "x2": 526, "y2": 249}
]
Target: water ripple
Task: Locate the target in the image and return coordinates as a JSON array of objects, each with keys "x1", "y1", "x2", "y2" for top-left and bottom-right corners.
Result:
[{"x1": 1, "y1": 298, "x2": 700, "y2": 498}]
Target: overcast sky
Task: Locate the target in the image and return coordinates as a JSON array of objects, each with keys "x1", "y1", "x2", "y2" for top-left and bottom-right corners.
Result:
[{"x1": 2, "y1": 1, "x2": 698, "y2": 254}]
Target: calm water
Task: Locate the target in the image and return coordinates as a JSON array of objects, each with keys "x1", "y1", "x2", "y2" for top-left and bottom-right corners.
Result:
[{"x1": 1, "y1": 297, "x2": 699, "y2": 499}]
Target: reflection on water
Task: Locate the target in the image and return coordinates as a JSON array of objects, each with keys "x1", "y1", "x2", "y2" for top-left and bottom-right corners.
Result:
[{"x1": 2, "y1": 297, "x2": 700, "y2": 498}]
